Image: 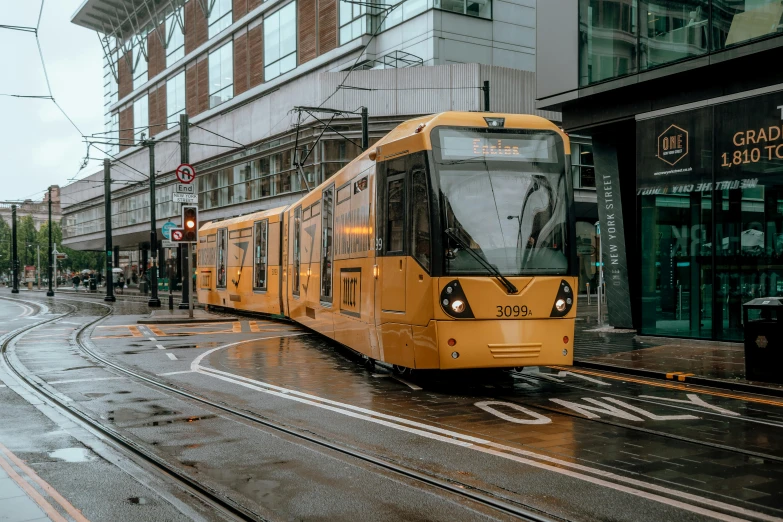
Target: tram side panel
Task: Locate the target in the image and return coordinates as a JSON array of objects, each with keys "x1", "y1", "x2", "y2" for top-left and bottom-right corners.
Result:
[{"x1": 331, "y1": 168, "x2": 377, "y2": 361}]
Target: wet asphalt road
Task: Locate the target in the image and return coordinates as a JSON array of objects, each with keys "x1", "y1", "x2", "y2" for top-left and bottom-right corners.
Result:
[{"x1": 1, "y1": 290, "x2": 782, "y2": 522}]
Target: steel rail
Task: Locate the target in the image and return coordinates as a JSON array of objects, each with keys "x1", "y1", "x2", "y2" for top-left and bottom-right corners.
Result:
[
  {"x1": 62, "y1": 297, "x2": 557, "y2": 522},
  {"x1": 0, "y1": 296, "x2": 263, "y2": 522}
]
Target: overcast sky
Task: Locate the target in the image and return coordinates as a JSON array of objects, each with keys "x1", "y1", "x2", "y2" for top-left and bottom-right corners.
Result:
[{"x1": 1, "y1": 1, "x2": 105, "y2": 203}]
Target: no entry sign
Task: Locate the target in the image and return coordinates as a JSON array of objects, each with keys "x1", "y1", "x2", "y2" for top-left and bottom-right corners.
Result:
[{"x1": 176, "y1": 163, "x2": 196, "y2": 184}]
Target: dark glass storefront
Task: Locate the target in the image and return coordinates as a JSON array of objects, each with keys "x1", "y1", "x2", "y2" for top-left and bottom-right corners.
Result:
[{"x1": 638, "y1": 89, "x2": 783, "y2": 341}]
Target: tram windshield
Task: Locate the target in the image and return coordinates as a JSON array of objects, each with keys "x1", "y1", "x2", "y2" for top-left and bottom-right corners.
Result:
[{"x1": 433, "y1": 127, "x2": 569, "y2": 276}]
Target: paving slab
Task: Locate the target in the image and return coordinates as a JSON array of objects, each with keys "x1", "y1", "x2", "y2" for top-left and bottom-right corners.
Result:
[{"x1": 574, "y1": 300, "x2": 783, "y2": 397}]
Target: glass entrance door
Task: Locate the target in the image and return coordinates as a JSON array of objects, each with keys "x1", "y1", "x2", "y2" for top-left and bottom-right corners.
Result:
[{"x1": 640, "y1": 191, "x2": 712, "y2": 338}]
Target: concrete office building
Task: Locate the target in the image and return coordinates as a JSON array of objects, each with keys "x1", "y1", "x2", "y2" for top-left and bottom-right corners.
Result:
[
  {"x1": 537, "y1": 0, "x2": 783, "y2": 340},
  {"x1": 63, "y1": 0, "x2": 600, "y2": 285}
]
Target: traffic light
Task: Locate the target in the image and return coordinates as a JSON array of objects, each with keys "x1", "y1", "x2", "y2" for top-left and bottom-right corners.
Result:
[{"x1": 182, "y1": 206, "x2": 198, "y2": 242}]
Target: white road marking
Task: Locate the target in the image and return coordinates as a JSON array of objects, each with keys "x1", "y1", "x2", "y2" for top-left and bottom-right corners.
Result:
[
  {"x1": 391, "y1": 375, "x2": 422, "y2": 391},
  {"x1": 551, "y1": 397, "x2": 644, "y2": 421},
  {"x1": 148, "y1": 337, "x2": 157, "y2": 342},
  {"x1": 190, "y1": 339, "x2": 774, "y2": 522},
  {"x1": 57, "y1": 321, "x2": 82, "y2": 326},
  {"x1": 156, "y1": 344, "x2": 166, "y2": 350},
  {"x1": 47, "y1": 377, "x2": 125, "y2": 385},
  {"x1": 639, "y1": 393, "x2": 741, "y2": 417},
  {"x1": 166, "y1": 353, "x2": 177, "y2": 361},
  {"x1": 555, "y1": 371, "x2": 611, "y2": 386},
  {"x1": 475, "y1": 401, "x2": 551, "y2": 425},
  {"x1": 0, "y1": 384, "x2": 6, "y2": 388},
  {"x1": 157, "y1": 370, "x2": 195, "y2": 376},
  {"x1": 371, "y1": 374, "x2": 390, "y2": 378},
  {"x1": 601, "y1": 397, "x2": 698, "y2": 421}
]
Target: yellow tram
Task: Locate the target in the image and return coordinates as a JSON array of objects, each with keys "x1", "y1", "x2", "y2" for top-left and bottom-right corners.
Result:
[{"x1": 197, "y1": 111, "x2": 577, "y2": 370}]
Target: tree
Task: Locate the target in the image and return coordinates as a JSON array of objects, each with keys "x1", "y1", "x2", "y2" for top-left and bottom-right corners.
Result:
[
  {"x1": 0, "y1": 217, "x2": 10, "y2": 277},
  {"x1": 16, "y1": 215, "x2": 37, "y2": 275},
  {"x1": 36, "y1": 221, "x2": 63, "y2": 276}
]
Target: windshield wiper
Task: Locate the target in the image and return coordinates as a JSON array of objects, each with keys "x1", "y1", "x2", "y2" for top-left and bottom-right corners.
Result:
[{"x1": 444, "y1": 228, "x2": 518, "y2": 294}]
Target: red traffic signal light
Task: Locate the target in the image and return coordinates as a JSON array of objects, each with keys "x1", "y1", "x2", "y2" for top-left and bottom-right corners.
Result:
[{"x1": 182, "y1": 206, "x2": 198, "y2": 242}]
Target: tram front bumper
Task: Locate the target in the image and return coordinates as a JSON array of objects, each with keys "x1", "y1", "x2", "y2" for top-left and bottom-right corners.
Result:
[{"x1": 436, "y1": 319, "x2": 575, "y2": 369}]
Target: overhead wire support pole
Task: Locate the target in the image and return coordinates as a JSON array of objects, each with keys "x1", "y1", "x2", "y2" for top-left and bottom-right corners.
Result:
[
  {"x1": 483, "y1": 80, "x2": 490, "y2": 112},
  {"x1": 103, "y1": 160, "x2": 116, "y2": 303},
  {"x1": 11, "y1": 205, "x2": 18, "y2": 294},
  {"x1": 361, "y1": 107, "x2": 369, "y2": 150},
  {"x1": 146, "y1": 137, "x2": 161, "y2": 307},
  {"x1": 46, "y1": 186, "x2": 54, "y2": 296}
]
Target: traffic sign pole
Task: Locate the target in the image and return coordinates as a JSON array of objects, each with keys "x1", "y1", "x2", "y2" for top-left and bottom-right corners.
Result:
[{"x1": 179, "y1": 113, "x2": 191, "y2": 314}]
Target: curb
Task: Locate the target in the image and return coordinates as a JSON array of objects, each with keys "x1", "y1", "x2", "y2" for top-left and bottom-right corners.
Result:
[{"x1": 573, "y1": 359, "x2": 783, "y2": 398}]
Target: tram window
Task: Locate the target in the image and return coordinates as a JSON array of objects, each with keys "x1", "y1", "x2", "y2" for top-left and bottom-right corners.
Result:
[
  {"x1": 387, "y1": 178, "x2": 405, "y2": 253},
  {"x1": 253, "y1": 220, "x2": 268, "y2": 291},
  {"x1": 216, "y1": 228, "x2": 227, "y2": 288},
  {"x1": 293, "y1": 207, "x2": 301, "y2": 295},
  {"x1": 411, "y1": 169, "x2": 431, "y2": 271},
  {"x1": 321, "y1": 186, "x2": 334, "y2": 301}
]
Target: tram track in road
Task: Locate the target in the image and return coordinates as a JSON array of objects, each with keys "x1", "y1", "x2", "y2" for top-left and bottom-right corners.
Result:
[
  {"x1": 5, "y1": 294, "x2": 782, "y2": 522},
  {"x1": 0, "y1": 296, "x2": 263, "y2": 522},
  {"x1": 1, "y1": 295, "x2": 559, "y2": 522}
]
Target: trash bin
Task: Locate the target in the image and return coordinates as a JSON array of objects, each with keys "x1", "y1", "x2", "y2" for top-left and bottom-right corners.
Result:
[
  {"x1": 743, "y1": 297, "x2": 783, "y2": 384},
  {"x1": 140, "y1": 281, "x2": 148, "y2": 294},
  {"x1": 89, "y1": 279, "x2": 97, "y2": 293}
]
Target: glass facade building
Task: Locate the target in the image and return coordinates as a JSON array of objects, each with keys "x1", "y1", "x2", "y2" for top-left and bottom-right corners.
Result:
[
  {"x1": 579, "y1": 0, "x2": 783, "y2": 86},
  {"x1": 638, "y1": 90, "x2": 783, "y2": 341}
]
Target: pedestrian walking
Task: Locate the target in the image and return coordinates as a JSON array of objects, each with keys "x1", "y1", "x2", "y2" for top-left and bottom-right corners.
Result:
[{"x1": 72, "y1": 274, "x2": 80, "y2": 290}]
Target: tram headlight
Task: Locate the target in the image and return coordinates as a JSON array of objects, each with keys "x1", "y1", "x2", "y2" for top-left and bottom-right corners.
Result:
[
  {"x1": 440, "y1": 280, "x2": 474, "y2": 318},
  {"x1": 550, "y1": 280, "x2": 575, "y2": 317}
]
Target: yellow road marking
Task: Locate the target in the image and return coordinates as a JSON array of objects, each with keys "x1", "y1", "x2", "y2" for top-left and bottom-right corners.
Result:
[
  {"x1": 0, "y1": 442, "x2": 89, "y2": 522},
  {"x1": 128, "y1": 326, "x2": 143, "y2": 338},
  {"x1": 249, "y1": 321, "x2": 260, "y2": 333},
  {"x1": 148, "y1": 326, "x2": 166, "y2": 337},
  {"x1": 549, "y1": 366, "x2": 783, "y2": 408},
  {"x1": 233, "y1": 322, "x2": 242, "y2": 333}
]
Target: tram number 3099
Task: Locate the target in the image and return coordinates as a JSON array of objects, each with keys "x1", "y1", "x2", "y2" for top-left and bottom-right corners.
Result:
[{"x1": 496, "y1": 305, "x2": 530, "y2": 317}]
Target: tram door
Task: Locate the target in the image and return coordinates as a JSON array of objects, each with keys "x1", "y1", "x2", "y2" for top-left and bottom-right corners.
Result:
[{"x1": 378, "y1": 158, "x2": 407, "y2": 314}]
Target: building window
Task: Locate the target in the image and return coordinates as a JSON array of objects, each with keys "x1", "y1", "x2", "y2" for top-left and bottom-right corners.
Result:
[
  {"x1": 133, "y1": 94, "x2": 149, "y2": 143},
  {"x1": 166, "y1": 8, "x2": 185, "y2": 67},
  {"x1": 639, "y1": 0, "x2": 708, "y2": 71},
  {"x1": 109, "y1": 112, "x2": 119, "y2": 155},
  {"x1": 264, "y1": 2, "x2": 297, "y2": 80},
  {"x1": 253, "y1": 220, "x2": 268, "y2": 290},
  {"x1": 339, "y1": 0, "x2": 369, "y2": 44},
  {"x1": 209, "y1": 41, "x2": 233, "y2": 108},
  {"x1": 571, "y1": 143, "x2": 595, "y2": 188},
  {"x1": 208, "y1": 0, "x2": 233, "y2": 38},
  {"x1": 167, "y1": 71, "x2": 186, "y2": 121},
  {"x1": 713, "y1": 0, "x2": 783, "y2": 50},
  {"x1": 133, "y1": 36, "x2": 148, "y2": 89},
  {"x1": 435, "y1": 0, "x2": 491, "y2": 18}
]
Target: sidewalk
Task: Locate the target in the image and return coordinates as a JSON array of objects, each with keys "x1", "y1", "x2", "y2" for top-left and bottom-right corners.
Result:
[{"x1": 574, "y1": 299, "x2": 783, "y2": 396}]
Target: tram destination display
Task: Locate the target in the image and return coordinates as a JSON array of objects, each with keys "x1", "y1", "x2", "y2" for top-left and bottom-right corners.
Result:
[{"x1": 437, "y1": 129, "x2": 559, "y2": 162}]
